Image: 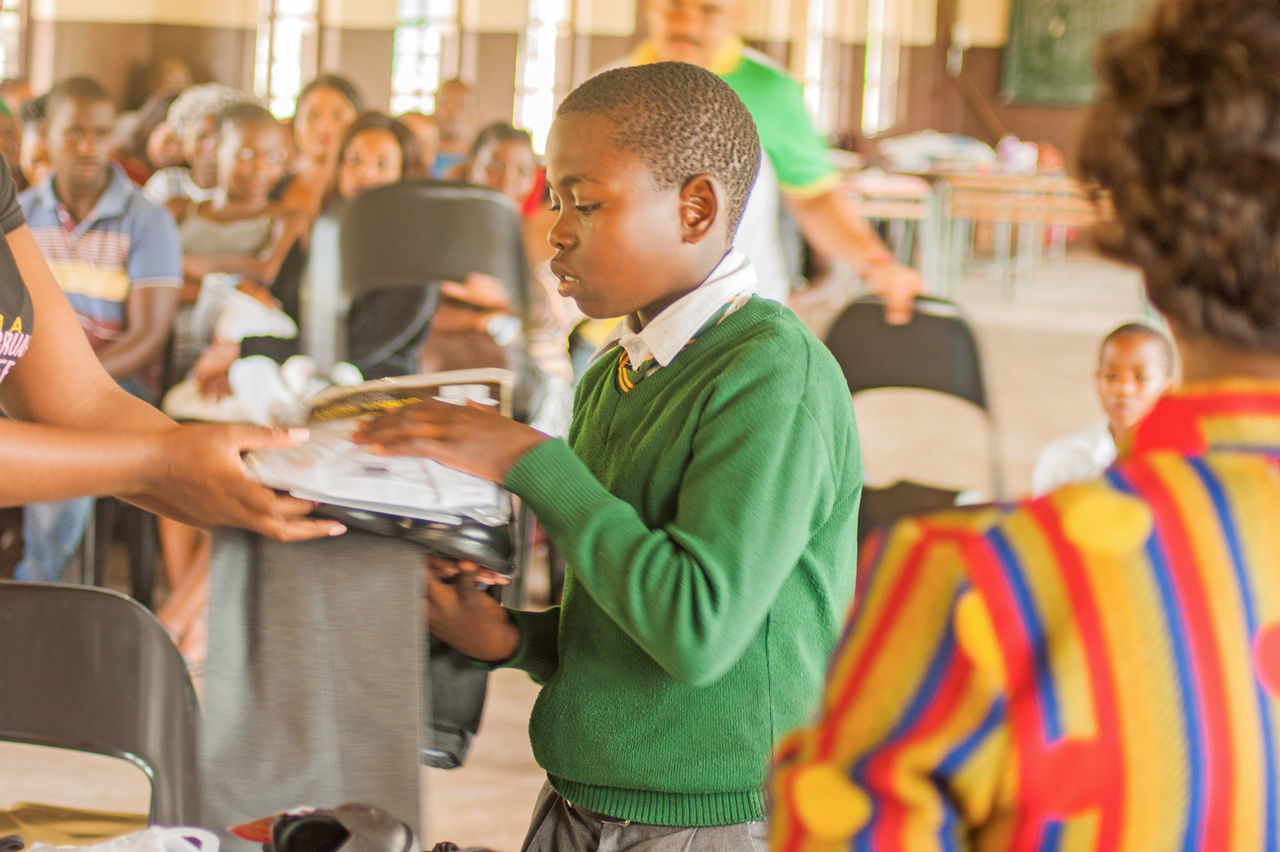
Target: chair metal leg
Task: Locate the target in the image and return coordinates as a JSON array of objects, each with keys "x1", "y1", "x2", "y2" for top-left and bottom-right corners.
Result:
[{"x1": 128, "y1": 510, "x2": 157, "y2": 610}]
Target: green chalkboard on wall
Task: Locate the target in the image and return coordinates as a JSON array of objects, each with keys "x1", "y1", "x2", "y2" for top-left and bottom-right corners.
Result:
[{"x1": 1001, "y1": 0, "x2": 1150, "y2": 106}]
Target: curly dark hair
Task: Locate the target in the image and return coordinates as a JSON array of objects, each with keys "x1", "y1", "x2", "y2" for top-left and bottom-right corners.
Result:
[
  {"x1": 557, "y1": 61, "x2": 760, "y2": 237},
  {"x1": 1079, "y1": 0, "x2": 1280, "y2": 351}
]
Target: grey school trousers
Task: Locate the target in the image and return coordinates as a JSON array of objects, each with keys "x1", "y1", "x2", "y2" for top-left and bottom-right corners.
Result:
[
  {"x1": 521, "y1": 782, "x2": 768, "y2": 852},
  {"x1": 200, "y1": 529, "x2": 425, "y2": 849}
]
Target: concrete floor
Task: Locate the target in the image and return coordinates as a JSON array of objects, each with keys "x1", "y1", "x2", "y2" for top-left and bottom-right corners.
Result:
[{"x1": 0, "y1": 246, "x2": 1150, "y2": 850}]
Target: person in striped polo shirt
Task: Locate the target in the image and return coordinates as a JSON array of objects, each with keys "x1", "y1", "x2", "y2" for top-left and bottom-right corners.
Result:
[
  {"x1": 771, "y1": 0, "x2": 1280, "y2": 848},
  {"x1": 15, "y1": 75, "x2": 181, "y2": 584}
]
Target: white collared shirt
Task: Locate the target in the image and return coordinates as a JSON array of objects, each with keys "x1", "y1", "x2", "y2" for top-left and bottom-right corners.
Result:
[
  {"x1": 589, "y1": 250, "x2": 759, "y2": 372},
  {"x1": 1031, "y1": 419, "x2": 1117, "y2": 496}
]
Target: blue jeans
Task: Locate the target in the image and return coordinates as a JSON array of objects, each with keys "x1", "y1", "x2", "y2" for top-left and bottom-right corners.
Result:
[
  {"x1": 15, "y1": 375, "x2": 155, "y2": 584},
  {"x1": 15, "y1": 496, "x2": 96, "y2": 582}
]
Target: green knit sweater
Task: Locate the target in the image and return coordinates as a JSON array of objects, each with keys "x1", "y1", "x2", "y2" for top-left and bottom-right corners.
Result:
[{"x1": 501, "y1": 296, "x2": 861, "y2": 826}]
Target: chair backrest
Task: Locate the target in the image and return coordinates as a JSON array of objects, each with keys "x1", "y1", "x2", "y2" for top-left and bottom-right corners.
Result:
[
  {"x1": 824, "y1": 295, "x2": 989, "y2": 410},
  {"x1": 825, "y1": 296, "x2": 1004, "y2": 530},
  {"x1": 0, "y1": 582, "x2": 200, "y2": 825},
  {"x1": 303, "y1": 180, "x2": 530, "y2": 373}
]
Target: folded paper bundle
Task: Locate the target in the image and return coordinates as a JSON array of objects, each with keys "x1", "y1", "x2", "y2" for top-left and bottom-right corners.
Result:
[{"x1": 246, "y1": 368, "x2": 517, "y2": 573}]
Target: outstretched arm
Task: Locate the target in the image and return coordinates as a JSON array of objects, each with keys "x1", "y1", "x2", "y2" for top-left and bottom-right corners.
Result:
[
  {"x1": 0, "y1": 225, "x2": 343, "y2": 542},
  {"x1": 785, "y1": 187, "x2": 924, "y2": 324}
]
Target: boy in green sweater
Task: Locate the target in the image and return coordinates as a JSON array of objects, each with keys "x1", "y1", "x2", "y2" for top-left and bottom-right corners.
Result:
[{"x1": 356, "y1": 61, "x2": 861, "y2": 850}]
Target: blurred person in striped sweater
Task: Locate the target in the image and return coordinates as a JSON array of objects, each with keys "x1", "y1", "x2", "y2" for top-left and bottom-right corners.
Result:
[{"x1": 771, "y1": 0, "x2": 1280, "y2": 848}]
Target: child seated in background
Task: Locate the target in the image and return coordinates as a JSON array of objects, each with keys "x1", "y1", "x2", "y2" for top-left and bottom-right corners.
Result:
[
  {"x1": 356, "y1": 61, "x2": 861, "y2": 851},
  {"x1": 178, "y1": 102, "x2": 304, "y2": 305},
  {"x1": 143, "y1": 83, "x2": 246, "y2": 213},
  {"x1": 158, "y1": 110, "x2": 428, "y2": 664},
  {"x1": 1032, "y1": 321, "x2": 1174, "y2": 494}
]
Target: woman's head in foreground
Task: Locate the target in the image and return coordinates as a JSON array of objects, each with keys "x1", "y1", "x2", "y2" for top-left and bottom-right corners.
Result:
[{"x1": 1079, "y1": 0, "x2": 1280, "y2": 352}]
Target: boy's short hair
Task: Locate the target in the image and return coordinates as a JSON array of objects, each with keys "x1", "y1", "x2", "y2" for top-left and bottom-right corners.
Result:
[
  {"x1": 558, "y1": 61, "x2": 761, "y2": 236},
  {"x1": 1099, "y1": 322, "x2": 1175, "y2": 375},
  {"x1": 469, "y1": 121, "x2": 532, "y2": 159},
  {"x1": 46, "y1": 76, "x2": 111, "y2": 115},
  {"x1": 215, "y1": 101, "x2": 279, "y2": 134},
  {"x1": 1079, "y1": 0, "x2": 1280, "y2": 352}
]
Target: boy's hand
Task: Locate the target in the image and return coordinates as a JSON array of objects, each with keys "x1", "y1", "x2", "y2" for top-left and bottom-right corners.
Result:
[
  {"x1": 353, "y1": 400, "x2": 548, "y2": 483},
  {"x1": 424, "y1": 556, "x2": 520, "y2": 662}
]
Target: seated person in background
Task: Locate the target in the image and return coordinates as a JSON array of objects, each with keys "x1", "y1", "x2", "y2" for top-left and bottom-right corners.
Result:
[
  {"x1": 1032, "y1": 321, "x2": 1174, "y2": 495},
  {"x1": 411, "y1": 121, "x2": 534, "y2": 375},
  {"x1": 397, "y1": 110, "x2": 439, "y2": 174},
  {"x1": 273, "y1": 74, "x2": 362, "y2": 220},
  {"x1": 177, "y1": 102, "x2": 303, "y2": 303},
  {"x1": 159, "y1": 112, "x2": 429, "y2": 663},
  {"x1": 114, "y1": 89, "x2": 183, "y2": 186},
  {"x1": 143, "y1": 84, "x2": 247, "y2": 213},
  {"x1": 189, "y1": 109, "x2": 429, "y2": 401},
  {"x1": 463, "y1": 121, "x2": 576, "y2": 387},
  {"x1": 430, "y1": 78, "x2": 479, "y2": 179},
  {"x1": 18, "y1": 93, "x2": 49, "y2": 190},
  {"x1": 15, "y1": 75, "x2": 182, "y2": 583},
  {"x1": 161, "y1": 102, "x2": 304, "y2": 643},
  {"x1": 356, "y1": 62, "x2": 861, "y2": 851},
  {"x1": 771, "y1": 1, "x2": 1280, "y2": 847}
]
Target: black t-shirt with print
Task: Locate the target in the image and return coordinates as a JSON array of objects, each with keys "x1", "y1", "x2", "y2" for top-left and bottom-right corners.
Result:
[{"x1": 0, "y1": 158, "x2": 32, "y2": 385}]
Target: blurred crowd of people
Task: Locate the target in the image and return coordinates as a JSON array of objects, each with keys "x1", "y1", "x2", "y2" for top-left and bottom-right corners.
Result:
[{"x1": 0, "y1": 62, "x2": 575, "y2": 669}]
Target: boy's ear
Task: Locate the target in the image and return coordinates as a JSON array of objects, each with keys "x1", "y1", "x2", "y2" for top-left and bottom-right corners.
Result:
[{"x1": 678, "y1": 174, "x2": 719, "y2": 245}]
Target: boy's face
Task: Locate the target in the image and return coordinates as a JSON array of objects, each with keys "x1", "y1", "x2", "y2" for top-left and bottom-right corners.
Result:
[
  {"x1": 338, "y1": 127, "x2": 403, "y2": 201},
  {"x1": 1096, "y1": 333, "x2": 1173, "y2": 436},
  {"x1": 469, "y1": 138, "x2": 536, "y2": 204},
  {"x1": 45, "y1": 96, "x2": 114, "y2": 195},
  {"x1": 545, "y1": 112, "x2": 712, "y2": 322},
  {"x1": 218, "y1": 120, "x2": 287, "y2": 203}
]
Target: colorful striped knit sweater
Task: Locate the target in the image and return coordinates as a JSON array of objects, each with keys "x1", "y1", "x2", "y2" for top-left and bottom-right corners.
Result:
[{"x1": 772, "y1": 381, "x2": 1280, "y2": 850}]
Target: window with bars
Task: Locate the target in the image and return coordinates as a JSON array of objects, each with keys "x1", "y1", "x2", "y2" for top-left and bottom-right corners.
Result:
[
  {"x1": 861, "y1": 0, "x2": 900, "y2": 137},
  {"x1": 255, "y1": 0, "x2": 320, "y2": 118},
  {"x1": 514, "y1": 0, "x2": 568, "y2": 154},
  {"x1": 391, "y1": 0, "x2": 459, "y2": 115},
  {"x1": 0, "y1": 0, "x2": 22, "y2": 80}
]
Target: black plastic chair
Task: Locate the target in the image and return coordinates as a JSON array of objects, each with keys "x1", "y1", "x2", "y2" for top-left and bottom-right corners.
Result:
[
  {"x1": 299, "y1": 180, "x2": 532, "y2": 770},
  {"x1": 303, "y1": 179, "x2": 529, "y2": 380},
  {"x1": 0, "y1": 581, "x2": 201, "y2": 826},
  {"x1": 824, "y1": 295, "x2": 1003, "y2": 543}
]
